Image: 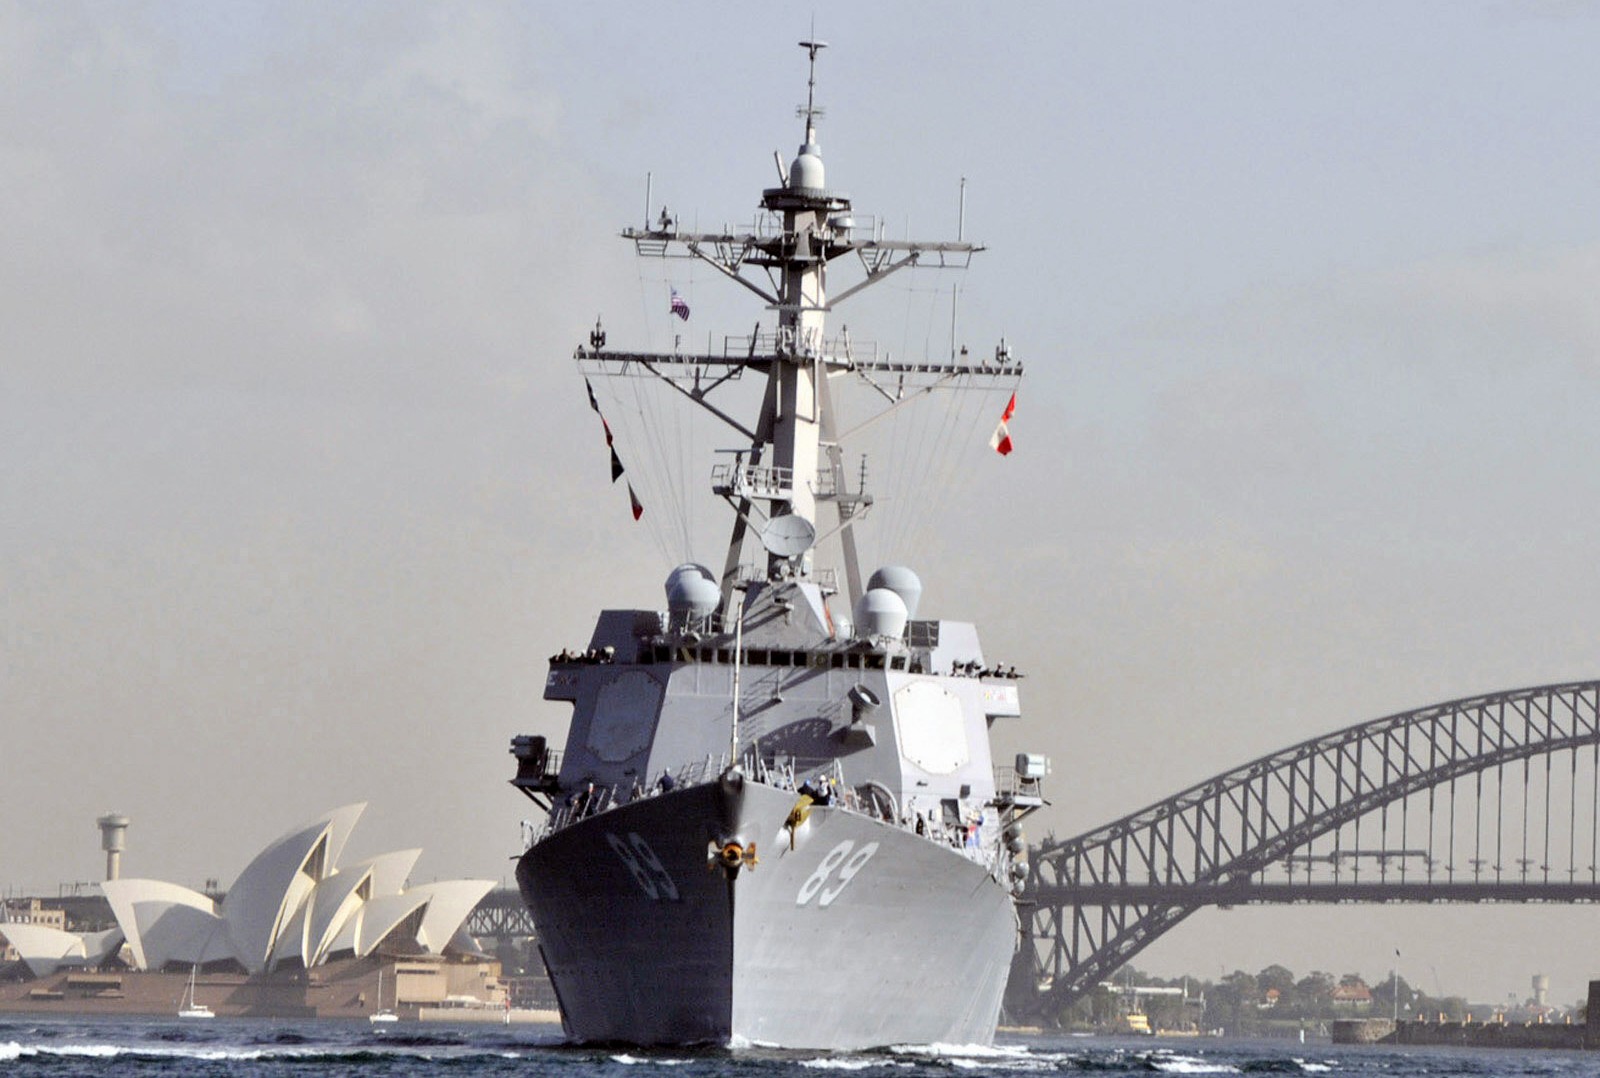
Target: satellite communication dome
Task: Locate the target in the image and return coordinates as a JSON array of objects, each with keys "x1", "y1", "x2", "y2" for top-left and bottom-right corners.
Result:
[
  {"x1": 853, "y1": 587, "x2": 908, "y2": 641},
  {"x1": 790, "y1": 144, "x2": 825, "y2": 190},
  {"x1": 867, "y1": 566, "x2": 922, "y2": 621},
  {"x1": 665, "y1": 564, "x2": 719, "y2": 616}
]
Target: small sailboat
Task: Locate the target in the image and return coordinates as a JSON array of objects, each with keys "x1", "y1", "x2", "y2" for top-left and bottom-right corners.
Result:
[
  {"x1": 178, "y1": 965, "x2": 215, "y2": 1019},
  {"x1": 369, "y1": 967, "x2": 399, "y2": 1024}
]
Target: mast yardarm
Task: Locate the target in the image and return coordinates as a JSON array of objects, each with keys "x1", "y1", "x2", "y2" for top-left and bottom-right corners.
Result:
[{"x1": 590, "y1": 44, "x2": 1019, "y2": 613}]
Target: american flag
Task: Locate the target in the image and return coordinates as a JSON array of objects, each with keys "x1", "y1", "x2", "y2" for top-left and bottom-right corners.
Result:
[{"x1": 670, "y1": 288, "x2": 690, "y2": 321}]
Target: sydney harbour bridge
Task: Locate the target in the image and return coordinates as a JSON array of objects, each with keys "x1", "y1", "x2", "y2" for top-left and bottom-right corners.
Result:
[{"x1": 472, "y1": 678, "x2": 1600, "y2": 1022}]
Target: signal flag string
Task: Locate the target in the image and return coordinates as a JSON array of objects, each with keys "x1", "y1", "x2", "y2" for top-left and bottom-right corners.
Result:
[{"x1": 584, "y1": 375, "x2": 645, "y2": 521}]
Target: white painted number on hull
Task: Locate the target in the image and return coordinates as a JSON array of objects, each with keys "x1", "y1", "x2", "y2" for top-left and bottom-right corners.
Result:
[
  {"x1": 796, "y1": 840, "x2": 879, "y2": 907},
  {"x1": 606, "y1": 832, "x2": 680, "y2": 901}
]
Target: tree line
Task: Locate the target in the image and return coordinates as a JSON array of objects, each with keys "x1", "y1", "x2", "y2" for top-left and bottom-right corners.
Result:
[{"x1": 1063, "y1": 965, "x2": 1488, "y2": 1035}]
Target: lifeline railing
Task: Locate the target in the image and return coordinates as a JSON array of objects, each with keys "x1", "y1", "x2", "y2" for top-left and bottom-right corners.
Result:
[{"x1": 522, "y1": 753, "x2": 1013, "y2": 875}]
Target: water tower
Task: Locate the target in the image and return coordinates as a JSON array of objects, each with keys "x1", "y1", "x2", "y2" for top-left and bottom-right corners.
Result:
[
  {"x1": 96, "y1": 813, "x2": 129, "y2": 881},
  {"x1": 1532, "y1": 973, "x2": 1550, "y2": 1008}
]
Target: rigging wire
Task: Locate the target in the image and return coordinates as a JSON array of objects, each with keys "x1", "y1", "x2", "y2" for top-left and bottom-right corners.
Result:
[
  {"x1": 843, "y1": 275, "x2": 1018, "y2": 569},
  {"x1": 597, "y1": 244, "x2": 1022, "y2": 584},
  {"x1": 599, "y1": 253, "x2": 731, "y2": 568}
]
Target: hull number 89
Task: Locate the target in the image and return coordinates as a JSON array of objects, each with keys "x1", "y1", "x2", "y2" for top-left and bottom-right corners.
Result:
[{"x1": 796, "y1": 840, "x2": 880, "y2": 907}]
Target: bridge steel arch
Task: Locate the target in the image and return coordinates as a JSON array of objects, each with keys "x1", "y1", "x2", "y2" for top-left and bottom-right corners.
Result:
[{"x1": 1016, "y1": 680, "x2": 1600, "y2": 1016}]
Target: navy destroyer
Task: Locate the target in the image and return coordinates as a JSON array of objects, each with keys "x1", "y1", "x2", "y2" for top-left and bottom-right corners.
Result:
[{"x1": 511, "y1": 41, "x2": 1047, "y2": 1049}]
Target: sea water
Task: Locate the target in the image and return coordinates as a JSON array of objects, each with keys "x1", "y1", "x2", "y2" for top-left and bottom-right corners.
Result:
[{"x1": 0, "y1": 1018, "x2": 1591, "y2": 1078}]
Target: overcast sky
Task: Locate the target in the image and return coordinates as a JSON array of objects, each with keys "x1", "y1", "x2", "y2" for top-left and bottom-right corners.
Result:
[{"x1": 6, "y1": 1, "x2": 1600, "y2": 1004}]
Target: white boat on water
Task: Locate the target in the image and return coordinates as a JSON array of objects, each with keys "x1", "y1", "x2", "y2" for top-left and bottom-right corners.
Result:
[
  {"x1": 178, "y1": 965, "x2": 214, "y2": 1019},
  {"x1": 369, "y1": 968, "x2": 399, "y2": 1024}
]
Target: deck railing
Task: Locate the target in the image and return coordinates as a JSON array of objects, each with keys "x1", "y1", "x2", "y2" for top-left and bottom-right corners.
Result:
[{"x1": 522, "y1": 755, "x2": 1015, "y2": 877}]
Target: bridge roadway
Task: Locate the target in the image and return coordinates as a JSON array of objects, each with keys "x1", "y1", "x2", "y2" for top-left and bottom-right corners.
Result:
[{"x1": 1025, "y1": 880, "x2": 1600, "y2": 905}]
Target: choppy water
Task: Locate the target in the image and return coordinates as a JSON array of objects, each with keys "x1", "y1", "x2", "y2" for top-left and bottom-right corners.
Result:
[{"x1": 1, "y1": 1018, "x2": 1592, "y2": 1078}]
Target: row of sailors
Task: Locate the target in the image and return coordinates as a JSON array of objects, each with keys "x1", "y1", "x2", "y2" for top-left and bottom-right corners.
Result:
[
  {"x1": 550, "y1": 645, "x2": 617, "y2": 664},
  {"x1": 949, "y1": 660, "x2": 1023, "y2": 679},
  {"x1": 551, "y1": 646, "x2": 1021, "y2": 680}
]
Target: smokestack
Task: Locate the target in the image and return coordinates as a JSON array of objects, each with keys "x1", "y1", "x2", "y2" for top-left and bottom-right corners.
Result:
[{"x1": 97, "y1": 813, "x2": 129, "y2": 881}]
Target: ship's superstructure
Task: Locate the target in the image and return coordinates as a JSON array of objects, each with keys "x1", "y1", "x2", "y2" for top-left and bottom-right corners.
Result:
[{"x1": 511, "y1": 42, "x2": 1046, "y2": 1049}]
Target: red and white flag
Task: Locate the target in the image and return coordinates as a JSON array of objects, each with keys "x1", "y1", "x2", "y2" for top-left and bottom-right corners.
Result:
[
  {"x1": 989, "y1": 391, "x2": 1017, "y2": 456},
  {"x1": 627, "y1": 481, "x2": 644, "y2": 521}
]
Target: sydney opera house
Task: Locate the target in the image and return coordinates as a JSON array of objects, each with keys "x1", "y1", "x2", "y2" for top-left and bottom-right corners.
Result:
[{"x1": 1, "y1": 805, "x2": 500, "y2": 1017}]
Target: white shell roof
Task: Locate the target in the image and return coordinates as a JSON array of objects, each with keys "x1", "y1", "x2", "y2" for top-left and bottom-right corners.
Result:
[
  {"x1": 353, "y1": 892, "x2": 430, "y2": 956},
  {"x1": 0, "y1": 923, "x2": 100, "y2": 978},
  {"x1": 89, "y1": 806, "x2": 489, "y2": 975},
  {"x1": 305, "y1": 865, "x2": 372, "y2": 967},
  {"x1": 101, "y1": 878, "x2": 220, "y2": 971},
  {"x1": 406, "y1": 879, "x2": 495, "y2": 952},
  {"x1": 221, "y1": 803, "x2": 364, "y2": 973},
  {"x1": 343, "y1": 848, "x2": 421, "y2": 896}
]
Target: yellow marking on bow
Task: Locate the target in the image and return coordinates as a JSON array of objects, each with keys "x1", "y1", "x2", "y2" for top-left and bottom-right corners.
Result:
[{"x1": 784, "y1": 795, "x2": 814, "y2": 851}]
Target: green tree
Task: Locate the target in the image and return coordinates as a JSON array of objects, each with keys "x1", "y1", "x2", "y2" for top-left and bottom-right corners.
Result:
[
  {"x1": 1296, "y1": 970, "x2": 1335, "y2": 1009},
  {"x1": 1370, "y1": 973, "x2": 1415, "y2": 1019},
  {"x1": 1210, "y1": 970, "x2": 1262, "y2": 1035},
  {"x1": 1257, "y1": 964, "x2": 1296, "y2": 997},
  {"x1": 1146, "y1": 992, "x2": 1188, "y2": 1031},
  {"x1": 1278, "y1": 970, "x2": 1334, "y2": 1018}
]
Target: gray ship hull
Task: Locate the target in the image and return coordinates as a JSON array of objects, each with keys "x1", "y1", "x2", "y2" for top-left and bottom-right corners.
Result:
[{"x1": 516, "y1": 777, "x2": 1017, "y2": 1049}]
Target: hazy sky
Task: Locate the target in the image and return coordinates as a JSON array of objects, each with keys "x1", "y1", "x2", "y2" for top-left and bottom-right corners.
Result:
[{"x1": 6, "y1": 1, "x2": 1600, "y2": 1004}]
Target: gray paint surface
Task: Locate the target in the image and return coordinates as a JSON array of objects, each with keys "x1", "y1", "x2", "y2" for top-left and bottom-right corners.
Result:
[{"x1": 519, "y1": 778, "x2": 1015, "y2": 1048}]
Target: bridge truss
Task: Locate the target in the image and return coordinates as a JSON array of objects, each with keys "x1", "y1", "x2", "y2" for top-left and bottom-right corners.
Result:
[
  {"x1": 1016, "y1": 680, "x2": 1600, "y2": 1017},
  {"x1": 466, "y1": 887, "x2": 536, "y2": 940}
]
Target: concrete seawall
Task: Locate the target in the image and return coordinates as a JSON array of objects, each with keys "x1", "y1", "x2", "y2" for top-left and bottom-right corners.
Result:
[{"x1": 1334, "y1": 982, "x2": 1600, "y2": 1050}]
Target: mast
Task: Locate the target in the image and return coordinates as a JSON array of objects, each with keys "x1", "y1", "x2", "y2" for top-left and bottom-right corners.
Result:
[
  {"x1": 758, "y1": 38, "x2": 836, "y2": 579},
  {"x1": 587, "y1": 43, "x2": 1013, "y2": 615}
]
